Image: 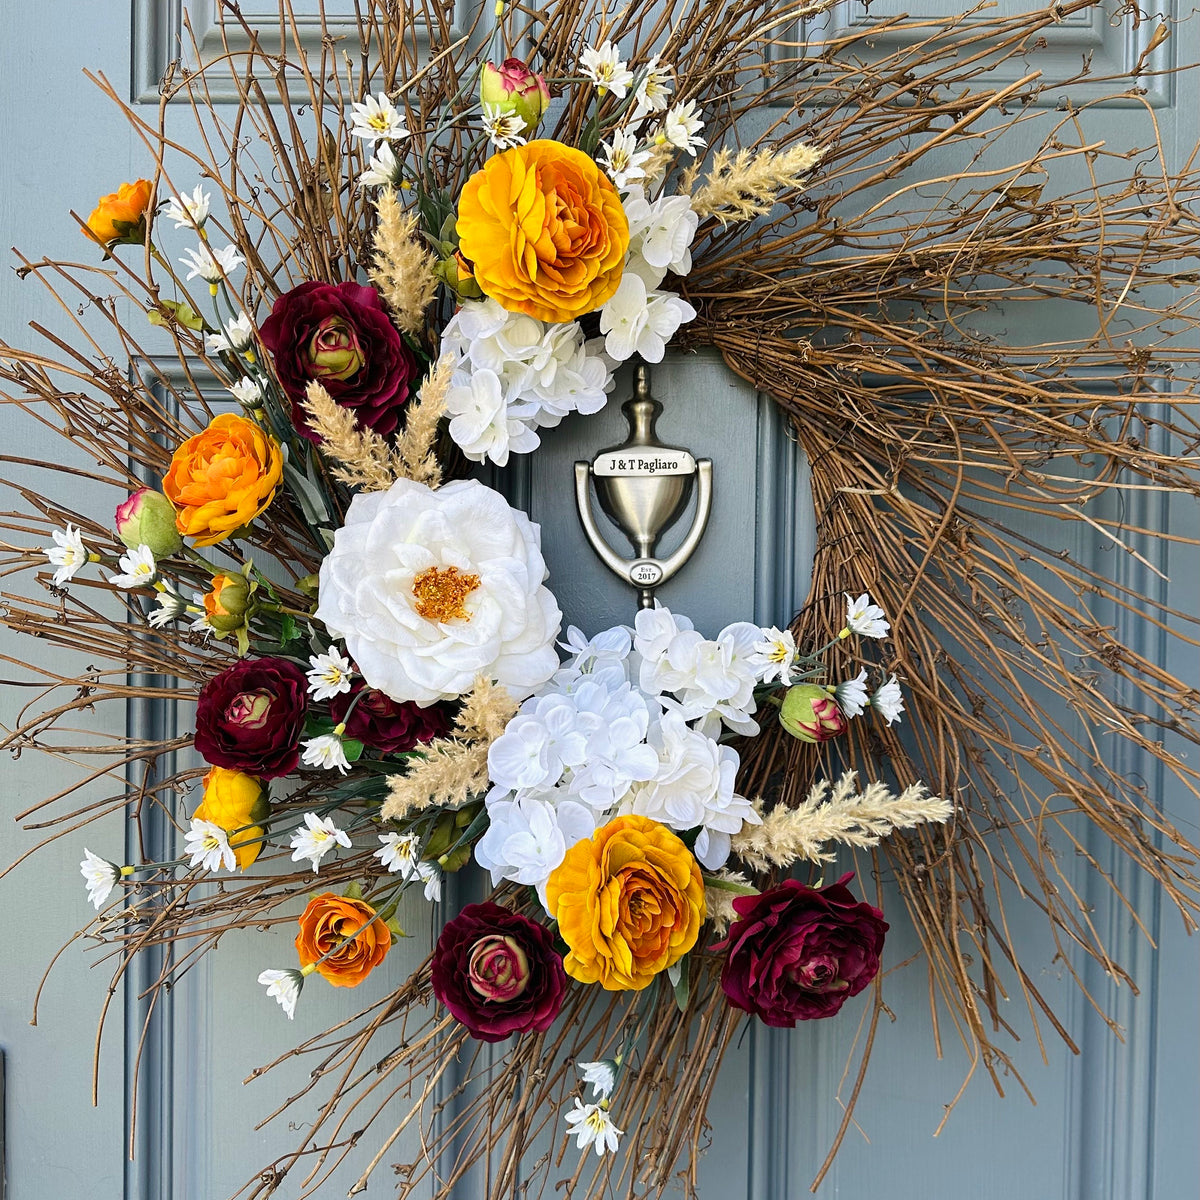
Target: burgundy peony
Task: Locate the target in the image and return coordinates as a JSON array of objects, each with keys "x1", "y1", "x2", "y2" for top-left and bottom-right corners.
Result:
[
  {"x1": 327, "y1": 682, "x2": 453, "y2": 754},
  {"x1": 716, "y1": 873, "x2": 887, "y2": 1026},
  {"x1": 194, "y1": 656, "x2": 308, "y2": 780},
  {"x1": 431, "y1": 901, "x2": 567, "y2": 1042},
  {"x1": 258, "y1": 280, "x2": 418, "y2": 442}
]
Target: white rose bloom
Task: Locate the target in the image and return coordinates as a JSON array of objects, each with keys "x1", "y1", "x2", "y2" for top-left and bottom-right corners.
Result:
[
  {"x1": 622, "y1": 188, "x2": 699, "y2": 287},
  {"x1": 600, "y1": 274, "x2": 696, "y2": 364},
  {"x1": 315, "y1": 478, "x2": 562, "y2": 704}
]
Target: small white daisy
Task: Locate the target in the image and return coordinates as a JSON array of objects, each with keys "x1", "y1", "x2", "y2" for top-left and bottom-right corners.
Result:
[
  {"x1": 79, "y1": 848, "x2": 122, "y2": 910},
  {"x1": 579, "y1": 42, "x2": 635, "y2": 98},
  {"x1": 257, "y1": 968, "x2": 305, "y2": 1020},
  {"x1": 749, "y1": 626, "x2": 798, "y2": 686},
  {"x1": 228, "y1": 378, "x2": 264, "y2": 407},
  {"x1": 164, "y1": 185, "x2": 211, "y2": 230},
  {"x1": 307, "y1": 649, "x2": 354, "y2": 701},
  {"x1": 844, "y1": 592, "x2": 890, "y2": 640},
  {"x1": 834, "y1": 668, "x2": 870, "y2": 719},
  {"x1": 45, "y1": 524, "x2": 89, "y2": 585},
  {"x1": 289, "y1": 812, "x2": 352, "y2": 872},
  {"x1": 148, "y1": 582, "x2": 188, "y2": 628},
  {"x1": 374, "y1": 832, "x2": 442, "y2": 900},
  {"x1": 350, "y1": 93, "x2": 409, "y2": 143},
  {"x1": 660, "y1": 99, "x2": 705, "y2": 156},
  {"x1": 481, "y1": 103, "x2": 527, "y2": 150},
  {"x1": 184, "y1": 818, "x2": 237, "y2": 873},
  {"x1": 206, "y1": 312, "x2": 255, "y2": 354},
  {"x1": 632, "y1": 56, "x2": 673, "y2": 121},
  {"x1": 577, "y1": 1060, "x2": 617, "y2": 1099},
  {"x1": 180, "y1": 243, "x2": 244, "y2": 284},
  {"x1": 301, "y1": 734, "x2": 352, "y2": 775},
  {"x1": 188, "y1": 591, "x2": 214, "y2": 635},
  {"x1": 870, "y1": 674, "x2": 905, "y2": 725},
  {"x1": 564, "y1": 1098, "x2": 622, "y2": 1156},
  {"x1": 358, "y1": 141, "x2": 403, "y2": 189},
  {"x1": 110, "y1": 544, "x2": 157, "y2": 589},
  {"x1": 600, "y1": 130, "x2": 651, "y2": 189}
]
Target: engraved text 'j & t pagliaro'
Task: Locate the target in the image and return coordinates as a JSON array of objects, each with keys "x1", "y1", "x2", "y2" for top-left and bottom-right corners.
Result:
[{"x1": 575, "y1": 362, "x2": 713, "y2": 609}]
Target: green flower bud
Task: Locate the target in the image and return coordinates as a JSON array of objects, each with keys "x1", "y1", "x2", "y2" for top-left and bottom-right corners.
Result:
[
  {"x1": 479, "y1": 58, "x2": 551, "y2": 135},
  {"x1": 114, "y1": 488, "x2": 183, "y2": 556},
  {"x1": 779, "y1": 684, "x2": 848, "y2": 744}
]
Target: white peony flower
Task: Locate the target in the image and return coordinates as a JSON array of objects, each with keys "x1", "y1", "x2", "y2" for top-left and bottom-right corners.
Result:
[
  {"x1": 45, "y1": 524, "x2": 89, "y2": 585},
  {"x1": 206, "y1": 312, "x2": 255, "y2": 354},
  {"x1": 482, "y1": 103, "x2": 527, "y2": 149},
  {"x1": 844, "y1": 592, "x2": 890, "y2": 639},
  {"x1": 350, "y1": 93, "x2": 408, "y2": 143},
  {"x1": 180, "y1": 243, "x2": 244, "y2": 284},
  {"x1": 599, "y1": 274, "x2": 696, "y2": 364},
  {"x1": 871, "y1": 674, "x2": 905, "y2": 725},
  {"x1": 289, "y1": 812, "x2": 352, "y2": 872},
  {"x1": 834, "y1": 668, "x2": 870, "y2": 718},
  {"x1": 578, "y1": 1060, "x2": 617, "y2": 1099},
  {"x1": 564, "y1": 1098, "x2": 623, "y2": 1156},
  {"x1": 358, "y1": 141, "x2": 402, "y2": 189},
  {"x1": 184, "y1": 818, "x2": 236, "y2": 873},
  {"x1": 580, "y1": 42, "x2": 634, "y2": 97},
  {"x1": 110, "y1": 544, "x2": 157, "y2": 589},
  {"x1": 316, "y1": 478, "x2": 562, "y2": 704},
  {"x1": 165, "y1": 185, "x2": 211, "y2": 230},
  {"x1": 632, "y1": 56, "x2": 674, "y2": 121},
  {"x1": 307, "y1": 648, "x2": 354, "y2": 701},
  {"x1": 80, "y1": 849, "x2": 121, "y2": 909},
  {"x1": 374, "y1": 832, "x2": 441, "y2": 900},
  {"x1": 445, "y1": 368, "x2": 540, "y2": 466},
  {"x1": 601, "y1": 130, "x2": 651, "y2": 189},
  {"x1": 302, "y1": 734, "x2": 351, "y2": 774},
  {"x1": 660, "y1": 100, "x2": 705, "y2": 156},
  {"x1": 749, "y1": 626, "x2": 798, "y2": 686},
  {"x1": 622, "y1": 189, "x2": 700, "y2": 287},
  {"x1": 258, "y1": 968, "x2": 305, "y2": 1020}
]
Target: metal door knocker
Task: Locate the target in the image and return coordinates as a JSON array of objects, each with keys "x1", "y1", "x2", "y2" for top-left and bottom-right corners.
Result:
[{"x1": 575, "y1": 362, "x2": 713, "y2": 608}]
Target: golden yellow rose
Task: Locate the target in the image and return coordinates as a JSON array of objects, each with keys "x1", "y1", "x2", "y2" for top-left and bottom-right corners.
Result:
[
  {"x1": 456, "y1": 140, "x2": 629, "y2": 323},
  {"x1": 544, "y1": 814, "x2": 705, "y2": 991},
  {"x1": 162, "y1": 413, "x2": 283, "y2": 546},
  {"x1": 85, "y1": 179, "x2": 153, "y2": 246},
  {"x1": 192, "y1": 766, "x2": 269, "y2": 869}
]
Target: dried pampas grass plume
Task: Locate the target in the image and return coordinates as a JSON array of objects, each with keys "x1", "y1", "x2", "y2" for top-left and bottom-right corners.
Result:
[
  {"x1": 368, "y1": 187, "x2": 438, "y2": 335},
  {"x1": 301, "y1": 380, "x2": 397, "y2": 492},
  {"x1": 685, "y1": 143, "x2": 825, "y2": 224},
  {"x1": 393, "y1": 354, "x2": 452, "y2": 488}
]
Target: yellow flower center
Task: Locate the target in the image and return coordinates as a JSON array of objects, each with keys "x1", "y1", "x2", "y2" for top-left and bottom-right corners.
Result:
[
  {"x1": 368, "y1": 112, "x2": 391, "y2": 131},
  {"x1": 412, "y1": 566, "x2": 480, "y2": 623},
  {"x1": 768, "y1": 643, "x2": 789, "y2": 662},
  {"x1": 585, "y1": 1109, "x2": 608, "y2": 1133}
]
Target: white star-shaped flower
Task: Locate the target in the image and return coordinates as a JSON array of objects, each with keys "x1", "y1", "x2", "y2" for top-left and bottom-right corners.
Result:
[
  {"x1": 148, "y1": 581, "x2": 189, "y2": 628},
  {"x1": 632, "y1": 56, "x2": 673, "y2": 121},
  {"x1": 289, "y1": 812, "x2": 352, "y2": 872},
  {"x1": 577, "y1": 1060, "x2": 617, "y2": 1099},
  {"x1": 79, "y1": 848, "x2": 121, "y2": 910},
  {"x1": 180, "y1": 243, "x2": 244, "y2": 283},
  {"x1": 350, "y1": 93, "x2": 409, "y2": 143},
  {"x1": 374, "y1": 832, "x2": 442, "y2": 900},
  {"x1": 481, "y1": 103, "x2": 527, "y2": 149},
  {"x1": 184, "y1": 818, "x2": 237, "y2": 872},
  {"x1": 164, "y1": 185, "x2": 211, "y2": 230},
  {"x1": 307, "y1": 648, "x2": 354, "y2": 701},
  {"x1": 358, "y1": 141, "x2": 402, "y2": 189},
  {"x1": 228, "y1": 378, "x2": 264, "y2": 407},
  {"x1": 257, "y1": 968, "x2": 305, "y2": 1020},
  {"x1": 564, "y1": 1098, "x2": 623, "y2": 1156},
  {"x1": 600, "y1": 129, "x2": 651, "y2": 189},
  {"x1": 579, "y1": 42, "x2": 634, "y2": 98},
  {"x1": 834, "y1": 668, "x2": 870, "y2": 718},
  {"x1": 660, "y1": 99, "x2": 705, "y2": 156},
  {"x1": 110, "y1": 544, "x2": 157, "y2": 589},
  {"x1": 45, "y1": 524, "x2": 89, "y2": 585},
  {"x1": 301, "y1": 734, "x2": 352, "y2": 775},
  {"x1": 206, "y1": 312, "x2": 255, "y2": 354},
  {"x1": 844, "y1": 592, "x2": 890, "y2": 639},
  {"x1": 749, "y1": 626, "x2": 797, "y2": 686},
  {"x1": 871, "y1": 674, "x2": 905, "y2": 725}
]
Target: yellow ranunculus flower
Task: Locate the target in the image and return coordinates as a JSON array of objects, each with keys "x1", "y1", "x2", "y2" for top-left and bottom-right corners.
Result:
[
  {"x1": 84, "y1": 179, "x2": 153, "y2": 246},
  {"x1": 456, "y1": 140, "x2": 629, "y2": 323},
  {"x1": 162, "y1": 413, "x2": 283, "y2": 547},
  {"x1": 193, "y1": 766, "x2": 269, "y2": 869},
  {"x1": 544, "y1": 814, "x2": 705, "y2": 991}
]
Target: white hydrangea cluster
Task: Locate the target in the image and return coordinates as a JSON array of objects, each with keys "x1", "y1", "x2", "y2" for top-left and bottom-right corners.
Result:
[
  {"x1": 475, "y1": 605, "x2": 787, "y2": 906},
  {"x1": 441, "y1": 300, "x2": 615, "y2": 466}
]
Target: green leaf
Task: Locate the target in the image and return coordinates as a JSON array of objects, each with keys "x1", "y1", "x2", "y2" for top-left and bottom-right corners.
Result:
[
  {"x1": 669, "y1": 956, "x2": 690, "y2": 1012},
  {"x1": 343, "y1": 880, "x2": 364, "y2": 900},
  {"x1": 278, "y1": 613, "x2": 299, "y2": 645},
  {"x1": 342, "y1": 738, "x2": 365, "y2": 763},
  {"x1": 148, "y1": 299, "x2": 206, "y2": 331}
]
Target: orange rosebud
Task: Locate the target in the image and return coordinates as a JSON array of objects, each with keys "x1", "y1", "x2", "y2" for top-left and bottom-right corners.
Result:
[
  {"x1": 545, "y1": 814, "x2": 705, "y2": 991},
  {"x1": 84, "y1": 179, "x2": 153, "y2": 247},
  {"x1": 193, "y1": 766, "x2": 268, "y2": 869},
  {"x1": 162, "y1": 413, "x2": 283, "y2": 547},
  {"x1": 456, "y1": 140, "x2": 628, "y2": 323},
  {"x1": 295, "y1": 893, "x2": 390, "y2": 988}
]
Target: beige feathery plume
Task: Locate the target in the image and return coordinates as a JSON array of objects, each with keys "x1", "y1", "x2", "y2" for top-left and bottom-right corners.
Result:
[
  {"x1": 368, "y1": 187, "x2": 438, "y2": 336},
  {"x1": 730, "y1": 773, "x2": 953, "y2": 872},
  {"x1": 380, "y1": 675, "x2": 518, "y2": 821},
  {"x1": 392, "y1": 354, "x2": 452, "y2": 488},
  {"x1": 687, "y1": 143, "x2": 825, "y2": 226},
  {"x1": 704, "y1": 869, "x2": 753, "y2": 937},
  {"x1": 301, "y1": 380, "x2": 397, "y2": 491}
]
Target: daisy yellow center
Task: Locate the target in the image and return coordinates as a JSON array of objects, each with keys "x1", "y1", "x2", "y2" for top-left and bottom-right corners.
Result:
[
  {"x1": 412, "y1": 566, "x2": 480, "y2": 623},
  {"x1": 312, "y1": 829, "x2": 331, "y2": 843},
  {"x1": 768, "y1": 643, "x2": 789, "y2": 662},
  {"x1": 368, "y1": 113, "x2": 391, "y2": 131},
  {"x1": 585, "y1": 1110, "x2": 608, "y2": 1133},
  {"x1": 202, "y1": 833, "x2": 222, "y2": 851}
]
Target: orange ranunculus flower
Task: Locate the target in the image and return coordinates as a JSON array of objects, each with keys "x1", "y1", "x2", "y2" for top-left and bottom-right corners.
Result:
[
  {"x1": 193, "y1": 766, "x2": 269, "y2": 869},
  {"x1": 162, "y1": 413, "x2": 283, "y2": 546},
  {"x1": 295, "y1": 893, "x2": 390, "y2": 988},
  {"x1": 456, "y1": 140, "x2": 629, "y2": 323},
  {"x1": 85, "y1": 179, "x2": 153, "y2": 246},
  {"x1": 545, "y1": 814, "x2": 705, "y2": 991}
]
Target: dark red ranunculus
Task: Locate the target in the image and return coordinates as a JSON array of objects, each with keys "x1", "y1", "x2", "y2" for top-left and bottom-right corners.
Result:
[
  {"x1": 194, "y1": 656, "x2": 308, "y2": 780},
  {"x1": 258, "y1": 280, "x2": 418, "y2": 442},
  {"x1": 327, "y1": 682, "x2": 453, "y2": 754},
  {"x1": 716, "y1": 873, "x2": 887, "y2": 1026},
  {"x1": 431, "y1": 901, "x2": 567, "y2": 1042}
]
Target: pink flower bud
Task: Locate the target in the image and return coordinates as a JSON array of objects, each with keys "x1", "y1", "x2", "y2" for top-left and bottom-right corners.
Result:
[
  {"x1": 115, "y1": 487, "x2": 183, "y2": 556},
  {"x1": 479, "y1": 58, "x2": 551, "y2": 134},
  {"x1": 467, "y1": 934, "x2": 530, "y2": 1002},
  {"x1": 778, "y1": 684, "x2": 847, "y2": 743}
]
